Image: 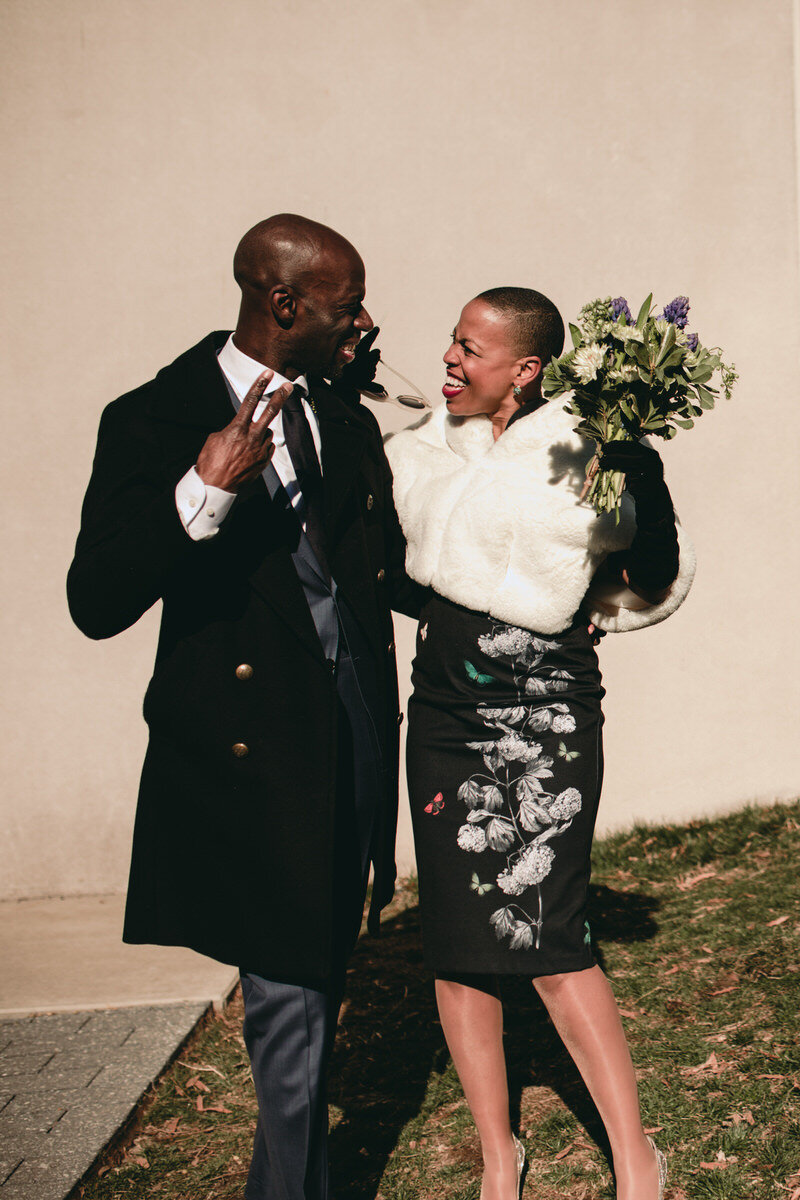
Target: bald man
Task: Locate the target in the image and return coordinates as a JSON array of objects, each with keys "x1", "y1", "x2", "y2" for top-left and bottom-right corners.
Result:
[{"x1": 68, "y1": 215, "x2": 420, "y2": 1199}]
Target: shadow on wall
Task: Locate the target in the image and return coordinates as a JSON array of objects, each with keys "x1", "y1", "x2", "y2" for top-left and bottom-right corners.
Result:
[{"x1": 327, "y1": 883, "x2": 660, "y2": 1198}]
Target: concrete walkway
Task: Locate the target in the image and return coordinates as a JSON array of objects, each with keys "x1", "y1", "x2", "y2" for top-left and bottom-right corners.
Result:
[{"x1": 0, "y1": 894, "x2": 239, "y2": 1199}]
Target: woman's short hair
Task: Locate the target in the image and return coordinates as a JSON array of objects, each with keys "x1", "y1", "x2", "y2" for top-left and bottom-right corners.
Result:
[{"x1": 477, "y1": 287, "x2": 565, "y2": 365}]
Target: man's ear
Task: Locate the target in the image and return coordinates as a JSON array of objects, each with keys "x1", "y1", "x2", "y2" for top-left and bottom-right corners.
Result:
[
  {"x1": 516, "y1": 355, "x2": 543, "y2": 387},
  {"x1": 270, "y1": 285, "x2": 296, "y2": 330}
]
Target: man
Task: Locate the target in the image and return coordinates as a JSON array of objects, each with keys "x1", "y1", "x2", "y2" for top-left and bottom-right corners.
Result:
[{"x1": 67, "y1": 214, "x2": 419, "y2": 1199}]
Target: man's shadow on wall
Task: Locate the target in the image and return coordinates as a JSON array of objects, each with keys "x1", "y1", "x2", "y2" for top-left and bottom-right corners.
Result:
[{"x1": 328, "y1": 882, "x2": 660, "y2": 1199}]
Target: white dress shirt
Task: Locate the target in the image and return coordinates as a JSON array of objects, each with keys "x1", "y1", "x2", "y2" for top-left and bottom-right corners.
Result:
[{"x1": 175, "y1": 335, "x2": 322, "y2": 540}]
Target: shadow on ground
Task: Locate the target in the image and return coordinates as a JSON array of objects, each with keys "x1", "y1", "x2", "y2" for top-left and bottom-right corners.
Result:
[{"x1": 327, "y1": 882, "x2": 660, "y2": 1198}]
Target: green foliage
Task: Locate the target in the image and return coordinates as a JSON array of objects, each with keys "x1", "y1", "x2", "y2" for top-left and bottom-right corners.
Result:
[{"x1": 542, "y1": 296, "x2": 738, "y2": 518}]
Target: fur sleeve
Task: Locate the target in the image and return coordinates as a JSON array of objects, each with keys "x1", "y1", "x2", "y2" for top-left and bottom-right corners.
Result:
[{"x1": 584, "y1": 523, "x2": 696, "y2": 632}]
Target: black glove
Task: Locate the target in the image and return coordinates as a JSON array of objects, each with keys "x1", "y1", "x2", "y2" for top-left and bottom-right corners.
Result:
[
  {"x1": 336, "y1": 326, "x2": 386, "y2": 397},
  {"x1": 598, "y1": 440, "x2": 680, "y2": 595}
]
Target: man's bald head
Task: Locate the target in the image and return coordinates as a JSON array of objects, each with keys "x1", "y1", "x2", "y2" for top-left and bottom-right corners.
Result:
[
  {"x1": 231, "y1": 214, "x2": 372, "y2": 380},
  {"x1": 233, "y1": 214, "x2": 362, "y2": 298}
]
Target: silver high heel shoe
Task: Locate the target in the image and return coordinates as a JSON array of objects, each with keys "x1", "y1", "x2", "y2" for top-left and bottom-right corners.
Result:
[
  {"x1": 513, "y1": 1134, "x2": 527, "y2": 1199},
  {"x1": 480, "y1": 1136, "x2": 527, "y2": 1200},
  {"x1": 646, "y1": 1136, "x2": 668, "y2": 1199}
]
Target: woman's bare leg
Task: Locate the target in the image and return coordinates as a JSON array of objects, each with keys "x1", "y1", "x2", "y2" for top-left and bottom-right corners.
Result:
[
  {"x1": 434, "y1": 976, "x2": 520, "y2": 1200},
  {"x1": 533, "y1": 965, "x2": 661, "y2": 1200}
]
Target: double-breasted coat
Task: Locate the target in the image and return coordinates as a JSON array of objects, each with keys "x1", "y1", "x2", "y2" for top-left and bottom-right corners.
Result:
[{"x1": 67, "y1": 332, "x2": 417, "y2": 981}]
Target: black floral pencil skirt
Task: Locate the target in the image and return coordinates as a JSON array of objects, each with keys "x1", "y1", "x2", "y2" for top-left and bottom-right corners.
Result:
[{"x1": 406, "y1": 594, "x2": 605, "y2": 976}]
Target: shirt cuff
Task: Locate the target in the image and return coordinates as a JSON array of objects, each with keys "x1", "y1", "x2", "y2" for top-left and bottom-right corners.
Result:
[{"x1": 175, "y1": 467, "x2": 236, "y2": 541}]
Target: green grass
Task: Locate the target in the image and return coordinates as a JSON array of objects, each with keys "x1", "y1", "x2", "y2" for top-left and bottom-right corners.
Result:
[{"x1": 72, "y1": 800, "x2": 800, "y2": 1200}]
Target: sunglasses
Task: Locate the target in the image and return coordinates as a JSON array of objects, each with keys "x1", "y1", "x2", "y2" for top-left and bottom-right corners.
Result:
[{"x1": 357, "y1": 359, "x2": 432, "y2": 411}]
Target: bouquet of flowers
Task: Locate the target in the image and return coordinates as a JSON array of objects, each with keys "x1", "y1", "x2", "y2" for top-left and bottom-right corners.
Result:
[{"x1": 541, "y1": 295, "x2": 737, "y2": 518}]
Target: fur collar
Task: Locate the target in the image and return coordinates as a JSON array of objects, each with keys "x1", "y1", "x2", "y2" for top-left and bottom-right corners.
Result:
[{"x1": 386, "y1": 401, "x2": 694, "y2": 634}]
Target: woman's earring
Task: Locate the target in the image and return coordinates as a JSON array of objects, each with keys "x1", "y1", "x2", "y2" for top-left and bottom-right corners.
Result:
[{"x1": 513, "y1": 385, "x2": 522, "y2": 398}]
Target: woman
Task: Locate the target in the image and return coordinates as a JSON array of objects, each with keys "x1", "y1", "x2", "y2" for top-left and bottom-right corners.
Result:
[{"x1": 385, "y1": 288, "x2": 693, "y2": 1200}]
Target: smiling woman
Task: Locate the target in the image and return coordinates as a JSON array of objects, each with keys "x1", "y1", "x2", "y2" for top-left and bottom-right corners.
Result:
[
  {"x1": 385, "y1": 285, "x2": 688, "y2": 1200},
  {"x1": 441, "y1": 290, "x2": 563, "y2": 439}
]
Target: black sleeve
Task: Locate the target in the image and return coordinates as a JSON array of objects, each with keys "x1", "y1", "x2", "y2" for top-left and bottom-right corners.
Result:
[
  {"x1": 66, "y1": 394, "x2": 213, "y2": 640},
  {"x1": 380, "y1": 448, "x2": 428, "y2": 620},
  {"x1": 597, "y1": 440, "x2": 680, "y2": 595},
  {"x1": 353, "y1": 401, "x2": 427, "y2": 621},
  {"x1": 625, "y1": 488, "x2": 680, "y2": 594}
]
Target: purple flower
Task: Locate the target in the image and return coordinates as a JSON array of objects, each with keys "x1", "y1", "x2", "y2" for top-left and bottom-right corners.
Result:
[
  {"x1": 686, "y1": 333, "x2": 699, "y2": 351},
  {"x1": 662, "y1": 296, "x2": 690, "y2": 329},
  {"x1": 611, "y1": 297, "x2": 633, "y2": 325}
]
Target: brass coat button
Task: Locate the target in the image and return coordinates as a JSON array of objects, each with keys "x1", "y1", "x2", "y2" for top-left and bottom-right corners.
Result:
[
  {"x1": 366, "y1": 493, "x2": 374, "y2": 510},
  {"x1": 235, "y1": 663, "x2": 254, "y2": 681},
  {"x1": 387, "y1": 641, "x2": 395, "y2": 654},
  {"x1": 397, "y1": 712, "x2": 404, "y2": 726},
  {"x1": 376, "y1": 568, "x2": 385, "y2": 583},
  {"x1": 232, "y1": 743, "x2": 249, "y2": 758}
]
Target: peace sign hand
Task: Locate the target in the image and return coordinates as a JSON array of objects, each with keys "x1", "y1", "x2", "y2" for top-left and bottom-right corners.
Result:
[{"x1": 196, "y1": 370, "x2": 292, "y2": 492}]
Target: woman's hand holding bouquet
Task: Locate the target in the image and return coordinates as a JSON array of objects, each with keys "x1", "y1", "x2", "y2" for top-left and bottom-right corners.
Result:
[{"x1": 542, "y1": 294, "x2": 737, "y2": 519}]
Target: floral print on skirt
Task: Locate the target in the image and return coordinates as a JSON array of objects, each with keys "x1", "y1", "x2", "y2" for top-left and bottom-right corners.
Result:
[{"x1": 407, "y1": 593, "x2": 605, "y2": 976}]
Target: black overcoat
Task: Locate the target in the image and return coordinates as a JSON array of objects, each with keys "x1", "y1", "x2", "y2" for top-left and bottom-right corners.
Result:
[{"x1": 67, "y1": 332, "x2": 416, "y2": 980}]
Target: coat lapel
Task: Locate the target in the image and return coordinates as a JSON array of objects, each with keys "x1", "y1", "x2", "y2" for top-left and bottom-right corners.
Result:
[
  {"x1": 312, "y1": 382, "x2": 368, "y2": 535},
  {"x1": 312, "y1": 383, "x2": 385, "y2": 658},
  {"x1": 239, "y1": 490, "x2": 327, "y2": 663}
]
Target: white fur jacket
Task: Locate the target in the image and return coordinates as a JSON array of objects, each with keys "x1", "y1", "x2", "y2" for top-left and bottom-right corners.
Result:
[{"x1": 384, "y1": 399, "x2": 695, "y2": 635}]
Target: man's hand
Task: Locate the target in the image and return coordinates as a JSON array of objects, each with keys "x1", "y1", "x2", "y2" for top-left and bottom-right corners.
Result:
[
  {"x1": 336, "y1": 326, "x2": 384, "y2": 393},
  {"x1": 196, "y1": 371, "x2": 291, "y2": 492}
]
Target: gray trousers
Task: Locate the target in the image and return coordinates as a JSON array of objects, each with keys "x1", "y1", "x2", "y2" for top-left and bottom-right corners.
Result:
[
  {"x1": 241, "y1": 649, "x2": 382, "y2": 1200},
  {"x1": 241, "y1": 972, "x2": 347, "y2": 1200}
]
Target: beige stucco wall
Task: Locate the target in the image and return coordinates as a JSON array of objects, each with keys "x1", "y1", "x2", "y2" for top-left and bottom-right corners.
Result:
[{"x1": 1, "y1": 0, "x2": 798, "y2": 901}]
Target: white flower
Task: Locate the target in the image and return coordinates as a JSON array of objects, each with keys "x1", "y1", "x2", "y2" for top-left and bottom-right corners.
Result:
[
  {"x1": 519, "y1": 841, "x2": 555, "y2": 884},
  {"x1": 572, "y1": 343, "x2": 606, "y2": 383},
  {"x1": 496, "y1": 868, "x2": 525, "y2": 895},
  {"x1": 549, "y1": 787, "x2": 582, "y2": 821},
  {"x1": 497, "y1": 842, "x2": 555, "y2": 894},
  {"x1": 551, "y1": 713, "x2": 576, "y2": 734},
  {"x1": 496, "y1": 732, "x2": 539, "y2": 762},
  {"x1": 620, "y1": 364, "x2": 639, "y2": 382},
  {"x1": 457, "y1": 824, "x2": 487, "y2": 852},
  {"x1": 479, "y1": 626, "x2": 534, "y2": 658},
  {"x1": 616, "y1": 324, "x2": 644, "y2": 343}
]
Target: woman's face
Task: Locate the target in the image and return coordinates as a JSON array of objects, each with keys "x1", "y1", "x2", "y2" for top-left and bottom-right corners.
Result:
[{"x1": 442, "y1": 298, "x2": 531, "y2": 417}]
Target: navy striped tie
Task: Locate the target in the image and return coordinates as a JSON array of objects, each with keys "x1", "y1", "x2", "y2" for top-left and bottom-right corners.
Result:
[{"x1": 282, "y1": 386, "x2": 330, "y2": 583}]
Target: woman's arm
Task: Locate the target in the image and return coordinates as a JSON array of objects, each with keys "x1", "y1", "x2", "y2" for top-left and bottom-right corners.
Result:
[{"x1": 597, "y1": 440, "x2": 680, "y2": 605}]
